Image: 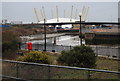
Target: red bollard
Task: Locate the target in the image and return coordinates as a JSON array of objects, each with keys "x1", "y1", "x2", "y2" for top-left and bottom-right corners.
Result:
[{"x1": 27, "y1": 42, "x2": 32, "y2": 53}]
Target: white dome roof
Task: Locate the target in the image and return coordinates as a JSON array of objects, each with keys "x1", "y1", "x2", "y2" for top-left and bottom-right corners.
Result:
[{"x1": 39, "y1": 18, "x2": 79, "y2": 23}]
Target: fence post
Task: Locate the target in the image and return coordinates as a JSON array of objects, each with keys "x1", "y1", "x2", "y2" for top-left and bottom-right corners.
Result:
[
  {"x1": 96, "y1": 45, "x2": 98, "y2": 56},
  {"x1": 118, "y1": 47, "x2": 120, "y2": 80},
  {"x1": 70, "y1": 45, "x2": 71, "y2": 50},
  {"x1": 16, "y1": 63, "x2": 18, "y2": 81},
  {"x1": 87, "y1": 70, "x2": 91, "y2": 81},
  {"x1": 48, "y1": 65, "x2": 51, "y2": 81}
]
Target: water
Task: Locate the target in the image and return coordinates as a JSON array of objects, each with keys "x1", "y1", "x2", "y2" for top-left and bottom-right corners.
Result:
[
  {"x1": 27, "y1": 35, "x2": 85, "y2": 46},
  {"x1": 55, "y1": 35, "x2": 85, "y2": 46},
  {"x1": 21, "y1": 34, "x2": 85, "y2": 52}
]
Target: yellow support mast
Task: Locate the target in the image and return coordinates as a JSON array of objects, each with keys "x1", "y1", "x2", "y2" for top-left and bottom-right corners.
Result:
[
  {"x1": 81, "y1": 6, "x2": 85, "y2": 21},
  {"x1": 64, "y1": 9, "x2": 66, "y2": 18},
  {"x1": 84, "y1": 7, "x2": 89, "y2": 21},
  {"x1": 56, "y1": 6, "x2": 59, "y2": 22},
  {"x1": 74, "y1": 9, "x2": 77, "y2": 19},
  {"x1": 40, "y1": 9, "x2": 44, "y2": 21},
  {"x1": 42, "y1": 6, "x2": 46, "y2": 21},
  {"x1": 34, "y1": 8, "x2": 40, "y2": 22},
  {"x1": 51, "y1": 9, "x2": 54, "y2": 19},
  {"x1": 70, "y1": 5, "x2": 73, "y2": 21}
]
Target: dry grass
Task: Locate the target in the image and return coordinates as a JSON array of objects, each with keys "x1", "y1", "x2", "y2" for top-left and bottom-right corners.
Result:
[{"x1": 96, "y1": 57, "x2": 119, "y2": 71}]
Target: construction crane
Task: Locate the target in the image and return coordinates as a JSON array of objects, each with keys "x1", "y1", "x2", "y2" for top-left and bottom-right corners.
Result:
[
  {"x1": 56, "y1": 6, "x2": 59, "y2": 22},
  {"x1": 34, "y1": 8, "x2": 40, "y2": 22},
  {"x1": 70, "y1": 5, "x2": 73, "y2": 21}
]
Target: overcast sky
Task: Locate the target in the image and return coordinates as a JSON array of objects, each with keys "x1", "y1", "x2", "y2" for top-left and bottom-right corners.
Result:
[{"x1": 1, "y1": 2, "x2": 119, "y2": 22}]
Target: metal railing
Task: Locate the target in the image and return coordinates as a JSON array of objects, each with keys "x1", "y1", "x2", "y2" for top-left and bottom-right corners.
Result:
[
  {"x1": 21, "y1": 43, "x2": 120, "y2": 58},
  {"x1": 1, "y1": 59, "x2": 120, "y2": 81}
]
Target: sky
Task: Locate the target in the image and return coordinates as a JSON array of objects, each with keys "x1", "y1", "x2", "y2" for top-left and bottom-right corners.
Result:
[
  {"x1": 1, "y1": 1, "x2": 119, "y2": 23},
  {"x1": 118, "y1": 2, "x2": 120, "y2": 18},
  {"x1": 1, "y1": 0, "x2": 120, "y2": 2}
]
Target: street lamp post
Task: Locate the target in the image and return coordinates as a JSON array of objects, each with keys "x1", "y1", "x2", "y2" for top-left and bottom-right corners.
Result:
[
  {"x1": 44, "y1": 19, "x2": 46, "y2": 51},
  {"x1": 79, "y1": 13, "x2": 82, "y2": 46}
]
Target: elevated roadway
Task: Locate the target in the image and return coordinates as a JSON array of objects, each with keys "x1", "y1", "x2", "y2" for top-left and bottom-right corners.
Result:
[{"x1": 6, "y1": 21, "x2": 120, "y2": 27}]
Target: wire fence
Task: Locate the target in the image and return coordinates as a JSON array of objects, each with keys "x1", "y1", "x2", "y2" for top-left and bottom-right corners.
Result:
[{"x1": 1, "y1": 59, "x2": 120, "y2": 81}]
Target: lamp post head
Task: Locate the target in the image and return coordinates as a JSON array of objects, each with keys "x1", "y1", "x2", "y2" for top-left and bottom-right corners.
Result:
[{"x1": 79, "y1": 12, "x2": 82, "y2": 17}]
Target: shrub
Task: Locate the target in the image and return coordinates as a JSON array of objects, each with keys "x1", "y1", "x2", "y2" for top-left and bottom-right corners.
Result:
[
  {"x1": 58, "y1": 46, "x2": 96, "y2": 68},
  {"x1": 18, "y1": 51, "x2": 50, "y2": 64},
  {"x1": 2, "y1": 30, "x2": 20, "y2": 59}
]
